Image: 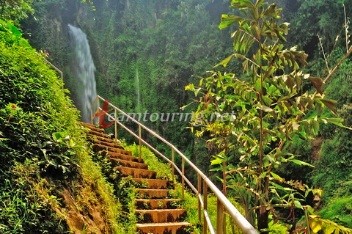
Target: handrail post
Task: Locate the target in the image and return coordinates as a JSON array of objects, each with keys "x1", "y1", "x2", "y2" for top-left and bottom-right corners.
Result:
[
  {"x1": 217, "y1": 198, "x2": 225, "y2": 234},
  {"x1": 203, "y1": 180, "x2": 208, "y2": 234},
  {"x1": 198, "y1": 174, "x2": 202, "y2": 225},
  {"x1": 114, "y1": 109, "x2": 118, "y2": 140},
  {"x1": 138, "y1": 125, "x2": 142, "y2": 158},
  {"x1": 181, "y1": 157, "x2": 185, "y2": 200},
  {"x1": 171, "y1": 148, "x2": 175, "y2": 183}
]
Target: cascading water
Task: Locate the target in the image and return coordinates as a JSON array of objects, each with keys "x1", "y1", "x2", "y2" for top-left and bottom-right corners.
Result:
[
  {"x1": 135, "y1": 67, "x2": 141, "y2": 112},
  {"x1": 68, "y1": 24, "x2": 97, "y2": 122}
]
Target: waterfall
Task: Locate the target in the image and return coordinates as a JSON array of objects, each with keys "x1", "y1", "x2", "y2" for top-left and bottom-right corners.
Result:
[
  {"x1": 68, "y1": 24, "x2": 97, "y2": 122},
  {"x1": 135, "y1": 67, "x2": 141, "y2": 112}
]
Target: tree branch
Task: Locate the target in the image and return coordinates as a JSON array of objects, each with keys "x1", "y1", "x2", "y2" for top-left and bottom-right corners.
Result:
[{"x1": 324, "y1": 46, "x2": 352, "y2": 85}]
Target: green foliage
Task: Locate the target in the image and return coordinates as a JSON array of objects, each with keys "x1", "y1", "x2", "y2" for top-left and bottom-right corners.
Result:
[
  {"x1": 0, "y1": 20, "x2": 79, "y2": 177},
  {"x1": 0, "y1": 160, "x2": 69, "y2": 234},
  {"x1": 288, "y1": 0, "x2": 352, "y2": 53},
  {"x1": 0, "y1": 20, "x2": 30, "y2": 47},
  {"x1": 0, "y1": 19, "x2": 76, "y2": 232},
  {"x1": 312, "y1": 105, "x2": 352, "y2": 229},
  {"x1": 0, "y1": 0, "x2": 34, "y2": 24},
  {"x1": 0, "y1": 105, "x2": 78, "y2": 176},
  {"x1": 319, "y1": 196, "x2": 352, "y2": 228},
  {"x1": 312, "y1": 52, "x2": 352, "y2": 202},
  {"x1": 187, "y1": 0, "x2": 344, "y2": 231},
  {"x1": 308, "y1": 214, "x2": 352, "y2": 233},
  {"x1": 0, "y1": 19, "x2": 124, "y2": 233}
]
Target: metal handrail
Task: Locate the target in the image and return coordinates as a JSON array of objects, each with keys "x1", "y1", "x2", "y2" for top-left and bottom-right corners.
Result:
[{"x1": 93, "y1": 95, "x2": 259, "y2": 234}]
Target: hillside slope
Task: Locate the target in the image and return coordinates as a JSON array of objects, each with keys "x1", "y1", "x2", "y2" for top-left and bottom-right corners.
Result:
[{"x1": 0, "y1": 20, "x2": 123, "y2": 233}]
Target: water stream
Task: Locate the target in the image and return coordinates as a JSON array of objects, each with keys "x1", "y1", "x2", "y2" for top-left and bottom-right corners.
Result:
[
  {"x1": 68, "y1": 24, "x2": 97, "y2": 122},
  {"x1": 135, "y1": 67, "x2": 141, "y2": 113}
]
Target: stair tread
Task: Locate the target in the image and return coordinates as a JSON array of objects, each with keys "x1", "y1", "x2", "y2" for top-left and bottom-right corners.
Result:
[
  {"x1": 106, "y1": 150, "x2": 133, "y2": 157},
  {"x1": 82, "y1": 122, "x2": 104, "y2": 131},
  {"x1": 136, "y1": 222, "x2": 191, "y2": 227},
  {"x1": 116, "y1": 166, "x2": 153, "y2": 172},
  {"x1": 87, "y1": 130, "x2": 112, "y2": 139},
  {"x1": 136, "y1": 188, "x2": 170, "y2": 191},
  {"x1": 136, "y1": 208, "x2": 185, "y2": 212},
  {"x1": 112, "y1": 158, "x2": 148, "y2": 168},
  {"x1": 133, "y1": 178, "x2": 169, "y2": 182},
  {"x1": 135, "y1": 198, "x2": 181, "y2": 201},
  {"x1": 116, "y1": 167, "x2": 157, "y2": 179},
  {"x1": 109, "y1": 155, "x2": 143, "y2": 163},
  {"x1": 88, "y1": 134, "x2": 115, "y2": 142},
  {"x1": 93, "y1": 143, "x2": 125, "y2": 151},
  {"x1": 90, "y1": 138, "x2": 118, "y2": 147}
]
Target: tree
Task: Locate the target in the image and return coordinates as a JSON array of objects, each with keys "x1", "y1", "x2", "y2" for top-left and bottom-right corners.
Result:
[{"x1": 187, "y1": 0, "x2": 347, "y2": 232}]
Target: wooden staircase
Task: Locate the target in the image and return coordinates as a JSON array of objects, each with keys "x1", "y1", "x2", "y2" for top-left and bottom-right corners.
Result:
[{"x1": 83, "y1": 123, "x2": 192, "y2": 234}]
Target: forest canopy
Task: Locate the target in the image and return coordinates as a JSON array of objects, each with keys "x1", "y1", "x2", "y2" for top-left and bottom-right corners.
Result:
[{"x1": 0, "y1": 0, "x2": 351, "y2": 233}]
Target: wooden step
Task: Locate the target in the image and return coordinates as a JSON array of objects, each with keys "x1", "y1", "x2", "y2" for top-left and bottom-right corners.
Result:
[
  {"x1": 136, "y1": 209, "x2": 186, "y2": 223},
  {"x1": 93, "y1": 143, "x2": 127, "y2": 154},
  {"x1": 104, "y1": 148, "x2": 132, "y2": 156},
  {"x1": 93, "y1": 146, "x2": 132, "y2": 158},
  {"x1": 111, "y1": 158, "x2": 148, "y2": 169},
  {"x1": 90, "y1": 138, "x2": 123, "y2": 149},
  {"x1": 87, "y1": 129, "x2": 112, "y2": 139},
  {"x1": 88, "y1": 134, "x2": 117, "y2": 144},
  {"x1": 136, "y1": 222, "x2": 191, "y2": 234},
  {"x1": 135, "y1": 199, "x2": 181, "y2": 209},
  {"x1": 116, "y1": 167, "x2": 156, "y2": 179},
  {"x1": 108, "y1": 152, "x2": 143, "y2": 163},
  {"x1": 82, "y1": 122, "x2": 104, "y2": 133},
  {"x1": 133, "y1": 178, "x2": 170, "y2": 189},
  {"x1": 136, "y1": 188, "x2": 170, "y2": 198}
]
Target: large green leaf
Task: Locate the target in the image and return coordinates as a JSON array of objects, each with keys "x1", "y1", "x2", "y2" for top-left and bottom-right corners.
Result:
[
  {"x1": 230, "y1": 0, "x2": 254, "y2": 9},
  {"x1": 219, "y1": 14, "x2": 241, "y2": 30},
  {"x1": 290, "y1": 159, "x2": 314, "y2": 167}
]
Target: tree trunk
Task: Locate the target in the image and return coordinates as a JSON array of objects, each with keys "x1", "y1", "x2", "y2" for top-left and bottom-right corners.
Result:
[{"x1": 257, "y1": 207, "x2": 269, "y2": 234}]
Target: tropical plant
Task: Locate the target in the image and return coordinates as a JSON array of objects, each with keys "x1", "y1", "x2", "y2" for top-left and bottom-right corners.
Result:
[{"x1": 186, "y1": 0, "x2": 349, "y2": 232}]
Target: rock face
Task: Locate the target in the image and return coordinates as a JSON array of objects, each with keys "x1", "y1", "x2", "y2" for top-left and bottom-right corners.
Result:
[{"x1": 84, "y1": 123, "x2": 192, "y2": 234}]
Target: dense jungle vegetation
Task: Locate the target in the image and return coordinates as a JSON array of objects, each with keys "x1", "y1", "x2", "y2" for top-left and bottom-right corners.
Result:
[
  {"x1": 0, "y1": 0, "x2": 137, "y2": 233},
  {"x1": 1, "y1": 0, "x2": 351, "y2": 233}
]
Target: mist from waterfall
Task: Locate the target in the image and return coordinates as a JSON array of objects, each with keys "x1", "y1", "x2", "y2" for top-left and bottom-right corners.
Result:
[{"x1": 68, "y1": 24, "x2": 97, "y2": 122}]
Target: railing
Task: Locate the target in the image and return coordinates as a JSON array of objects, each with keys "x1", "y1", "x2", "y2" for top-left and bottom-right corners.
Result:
[{"x1": 93, "y1": 95, "x2": 259, "y2": 234}]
